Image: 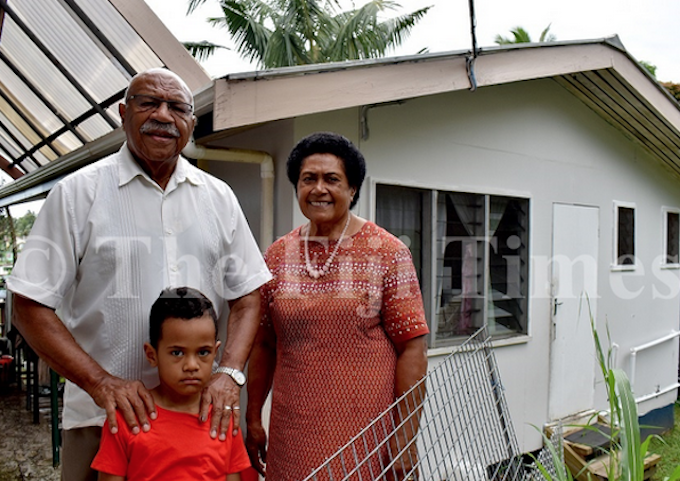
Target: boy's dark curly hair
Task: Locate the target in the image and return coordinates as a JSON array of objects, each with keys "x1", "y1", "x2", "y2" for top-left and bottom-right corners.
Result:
[{"x1": 148, "y1": 287, "x2": 217, "y2": 348}]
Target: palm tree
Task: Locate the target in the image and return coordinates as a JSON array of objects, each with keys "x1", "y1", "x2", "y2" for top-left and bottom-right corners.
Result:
[
  {"x1": 184, "y1": 0, "x2": 431, "y2": 69},
  {"x1": 494, "y1": 24, "x2": 556, "y2": 45}
]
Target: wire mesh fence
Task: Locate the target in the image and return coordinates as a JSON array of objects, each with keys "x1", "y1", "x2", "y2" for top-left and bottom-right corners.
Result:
[{"x1": 302, "y1": 327, "x2": 557, "y2": 481}]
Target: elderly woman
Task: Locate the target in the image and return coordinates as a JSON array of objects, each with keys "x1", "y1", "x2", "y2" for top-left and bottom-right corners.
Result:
[{"x1": 246, "y1": 132, "x2": 429, "y2": 481}]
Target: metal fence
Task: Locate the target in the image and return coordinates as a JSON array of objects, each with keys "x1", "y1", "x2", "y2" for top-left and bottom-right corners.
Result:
[{"x1": 302, "y1": 328, "x2": 557, "y2": 481}]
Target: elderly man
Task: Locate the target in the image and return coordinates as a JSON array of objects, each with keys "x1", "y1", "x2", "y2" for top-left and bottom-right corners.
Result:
[{"x1": 8, "y1": 68, "x2": 271, "y2": 481}]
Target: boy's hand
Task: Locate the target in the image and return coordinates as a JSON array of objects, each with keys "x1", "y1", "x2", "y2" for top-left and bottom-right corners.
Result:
[
  {"x1": 90, "y1": 375, "x2": 156, "y2": 435},
  {"x1": 201, "y1": 373, "x2": 241, "y2": 440}
]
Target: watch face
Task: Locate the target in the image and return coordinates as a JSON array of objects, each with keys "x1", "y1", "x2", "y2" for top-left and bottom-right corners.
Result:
[{"x1": 232, "y1": 371, "x2": 246, "y2": 385}]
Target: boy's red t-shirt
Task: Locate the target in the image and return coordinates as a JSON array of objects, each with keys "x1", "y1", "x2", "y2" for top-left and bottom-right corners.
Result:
[{"x1": 92, "y1": 406, "x2": 251, "y2": 480}]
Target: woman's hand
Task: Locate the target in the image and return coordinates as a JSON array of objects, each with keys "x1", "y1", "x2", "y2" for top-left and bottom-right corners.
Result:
[{"x1": 246, "y1": 421, "x2": 268, "y2": 476}]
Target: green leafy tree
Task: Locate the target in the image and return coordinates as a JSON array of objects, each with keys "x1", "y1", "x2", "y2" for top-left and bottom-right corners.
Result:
[
  {"x1": 494, "y1": 24, "x2": 556, "y2": 45},
  {"x1": 639, "y1": 60, "x2": 657, "y2": 78},
  {"x1": 0, "y1": 209, "x2": 36, "y2": 268},
  {"x1": 184, "y1": 0, "x2": 431, "y2": 68},
  {"x1": 662, "y1": 82, "x2": 680, "y2": 102},
  {"x1": 14, "y1": 210, "x2": 36, "y2": 239}
]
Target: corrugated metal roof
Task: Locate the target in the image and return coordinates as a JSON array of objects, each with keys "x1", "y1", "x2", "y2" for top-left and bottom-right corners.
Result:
[
  {"x1": 214, "y1": 37, "x2": 680, "y2": 177},
  {"x1": 0, "y1": 0, "x2": 208, "y2": 183},
  {"x1": 556, "y1": 69, "x2": 680, "y2": 173}
]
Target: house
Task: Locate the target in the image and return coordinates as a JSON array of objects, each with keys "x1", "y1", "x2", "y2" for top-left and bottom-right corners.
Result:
[
  {"x1": 188, "y1": 36, "x2": 680, "y2": 451},
  {"x1": 1, "y1": 0, "x2": 679, "y2": 455}
]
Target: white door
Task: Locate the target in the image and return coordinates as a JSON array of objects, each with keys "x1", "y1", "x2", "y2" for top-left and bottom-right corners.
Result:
[{"x1": 548, "y1": 203, "x2": 599, "y2": 421}]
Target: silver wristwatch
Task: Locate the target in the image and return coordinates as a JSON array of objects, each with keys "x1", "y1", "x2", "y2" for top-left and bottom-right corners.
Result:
[{"x1": 214, "y1": 366, "x2": 246, "y2": 386}]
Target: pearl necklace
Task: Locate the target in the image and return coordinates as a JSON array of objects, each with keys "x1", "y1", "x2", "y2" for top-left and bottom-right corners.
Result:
[{"x1": 304, "y1": 215, "x2": 351, "y2": 279}]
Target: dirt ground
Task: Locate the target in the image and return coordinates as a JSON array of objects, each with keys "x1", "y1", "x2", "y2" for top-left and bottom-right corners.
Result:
[{"x1": 0, "y1": 386, "x2": 61, "y2": 481}]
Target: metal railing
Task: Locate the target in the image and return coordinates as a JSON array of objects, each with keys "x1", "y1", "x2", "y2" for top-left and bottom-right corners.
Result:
[{"x1": 303, "y1": 328, "x2": 556, "y2": 481}]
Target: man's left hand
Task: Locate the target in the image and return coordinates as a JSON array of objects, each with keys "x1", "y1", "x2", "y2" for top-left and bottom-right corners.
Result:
[{"x1": 200, "y1": 372, "x2": 241, "y2": 440}]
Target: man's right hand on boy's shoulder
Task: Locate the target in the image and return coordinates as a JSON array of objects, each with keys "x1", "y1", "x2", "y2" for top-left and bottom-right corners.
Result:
[{"x1": 90, "y1": 374, "x2": 156, "y2": 435}]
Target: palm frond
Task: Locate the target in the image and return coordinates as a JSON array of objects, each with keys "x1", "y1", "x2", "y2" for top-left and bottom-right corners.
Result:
[
  {"x1": 212, "y1": 0, "x2": 273, "y2": 66},
  {"x1": 511, "y1": 26, "x2": 532, "y2": 43},
  {"x1": 187, "y1": 0, "x2": 430, "y2": 67},
  {"x1": 182, "y1": 41, "x2": 229, "y2": 61},
  {"x1": 380, "y1": 6, "x2": 432, "y2": 51},
  {"x1": 495, "y1": 34, "x2": 512, "y2": 45},
  {"x1": 264, "y1": 27, "x2": 310, "y2": 67},
  {"x1": 327, "y1": 1, "x2": 430, "y2": 61},
  {"x1": 539, "y1": 24, "x2": 556, "y2": 43},
  {"x1": 186, "y1": 0, "x2": 208, "y2": 15},
  {"x1": 283, "y1": 0, "x2": 326, "y2": 42}
]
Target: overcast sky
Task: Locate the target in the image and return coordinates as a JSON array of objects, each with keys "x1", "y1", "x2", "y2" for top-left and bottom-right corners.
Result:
[{"x1": 145, "y1": 0, "x2": 680, "y2": 82}]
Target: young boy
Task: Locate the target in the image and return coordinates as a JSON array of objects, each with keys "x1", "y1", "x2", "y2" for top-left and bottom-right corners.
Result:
[{"x1": 91, "y1": 287, "x2": 251, "y2": 480}]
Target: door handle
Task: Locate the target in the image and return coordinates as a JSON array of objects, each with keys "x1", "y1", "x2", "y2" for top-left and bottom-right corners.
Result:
[{"x1": 553, "y1": 298, "x2": 563, "y2": 315}]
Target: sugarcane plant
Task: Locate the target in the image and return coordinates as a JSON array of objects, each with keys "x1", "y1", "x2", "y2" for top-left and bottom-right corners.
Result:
[{"x1": 531, "y1": 299, "x2": 680, "y2": 481}]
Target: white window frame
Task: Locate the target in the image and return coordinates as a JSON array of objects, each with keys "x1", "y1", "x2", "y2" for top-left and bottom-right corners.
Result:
[
  {"x1": 372, "y1": 179, "x2": 530, "y2": 347},
  {"x1": 612, "y1": 201, "x2": 637, "y2": 271},
  {"x1": 662, "y1": 206, "x2": 680, "y2": 269}
]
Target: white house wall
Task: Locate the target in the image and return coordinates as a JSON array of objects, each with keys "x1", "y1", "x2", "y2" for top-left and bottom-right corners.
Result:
[{"x1": 289, "y1": 77, "x2": 680, "y2": 452}]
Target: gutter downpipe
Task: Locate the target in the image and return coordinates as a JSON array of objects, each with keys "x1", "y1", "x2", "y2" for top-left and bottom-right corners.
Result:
[
  {"x1": 182, "y1": 140, "x2": 274, "y2": 251},
  {"x1": 466, "y1": 0, "x2": 479, "y2": 91}
]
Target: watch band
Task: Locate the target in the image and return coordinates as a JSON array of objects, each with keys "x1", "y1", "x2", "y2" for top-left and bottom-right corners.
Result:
[{"x1": 214, "y1": 366, "x2": 246, "y2": 386}]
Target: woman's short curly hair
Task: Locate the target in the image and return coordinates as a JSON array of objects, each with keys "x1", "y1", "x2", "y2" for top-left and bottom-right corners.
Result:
[{"x1": 286, "y1": 132, "x2": 366, "y2": 209}]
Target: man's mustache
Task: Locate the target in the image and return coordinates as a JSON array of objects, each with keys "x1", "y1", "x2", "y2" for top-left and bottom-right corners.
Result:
[{"x1": 140, "y1": 120, "x2": 180, "y2": 137}]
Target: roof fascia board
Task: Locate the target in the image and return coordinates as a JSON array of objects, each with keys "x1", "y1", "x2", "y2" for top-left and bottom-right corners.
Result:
[
  {"x1": 213, "y1": 43, "x2": 625, "y2": 131},
  {"x1": 608, "y1": 52, "x2": 680, "y2": 131},
  {"x1": 214, "y1": 56, "x2": 469, "y2": 130},
  {"x1": 107, "y1": 0, "x2": 211, "y2": 92},
  {"x1": 473, "y1": 44, "x2": 616, "y2": 87}
]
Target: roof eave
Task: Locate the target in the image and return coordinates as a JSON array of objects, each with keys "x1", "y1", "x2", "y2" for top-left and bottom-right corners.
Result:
[{"x1": 212, "y1": 37, "x2": 680, "y2": 175}]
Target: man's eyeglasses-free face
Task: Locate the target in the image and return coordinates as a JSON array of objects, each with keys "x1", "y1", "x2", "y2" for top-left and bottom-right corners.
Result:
[{"x1": 126, "y1": 94, "x2": 194, "y2": 117}]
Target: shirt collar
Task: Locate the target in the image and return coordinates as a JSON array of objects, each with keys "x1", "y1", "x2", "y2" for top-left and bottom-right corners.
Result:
[{"x1": 118, "y1": 142, "x2": 204, "y2": 189}]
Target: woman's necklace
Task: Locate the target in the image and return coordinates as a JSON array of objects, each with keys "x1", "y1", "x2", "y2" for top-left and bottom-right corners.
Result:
[{"x1": 304, "y1": 214, "x2": 351, "y2": 279}]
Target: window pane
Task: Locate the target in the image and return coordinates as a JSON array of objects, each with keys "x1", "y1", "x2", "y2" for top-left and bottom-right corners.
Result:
[
  {"x1": 375, "y1": 184, "x2": 424, "y2": 282},
  {"x1": 667, "y1": 212, "x2": 679, "y2": 264},
  {"x1": 436, "y1": 192, "x2": 485, "y2": 340},
  {"x1": 488, "y1": 196, "x2": 529, "y2": 336},
  {"x1": 376, "y1": 184, "x2": 531, "y2": 345},
  {"x1": 617, "y1": 207, "x2": 635, "y2": 265}
]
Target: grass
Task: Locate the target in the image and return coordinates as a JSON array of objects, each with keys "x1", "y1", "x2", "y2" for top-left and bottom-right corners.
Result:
[{"x1": 650, "y1": 401, "x2": 680, "y2": 481}]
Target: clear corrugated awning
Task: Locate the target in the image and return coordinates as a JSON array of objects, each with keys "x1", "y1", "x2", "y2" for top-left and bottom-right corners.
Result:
[{"x1": 0, "y1": 0, "x2": 209, "y2": 185}]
